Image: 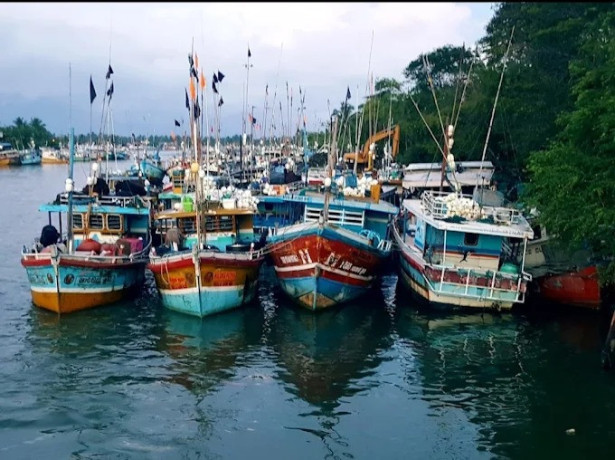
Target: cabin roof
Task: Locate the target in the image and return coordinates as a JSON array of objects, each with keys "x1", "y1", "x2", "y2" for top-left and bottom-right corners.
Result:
[
  {"x1": 39, "y1": 203, "x2": 150, "y2": 215},
  {"x1": 402, "y1": 198, "x2": 534, "y2": 239},
  {"x1": 154, "y1": 207, "x2": 255, "y2": 220},
  {"x1": 259, "y1": 192, "x2": 399, "y2": 215}
]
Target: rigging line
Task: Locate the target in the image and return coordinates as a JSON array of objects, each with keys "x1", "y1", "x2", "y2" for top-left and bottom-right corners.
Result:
[
  {"x1": 423, "y1": 55, "x2": 447, "y2": 148},
  {"x1": 453, "y1": 56, "x2": 475, "y2": 130},
  {"x1": 477, "y1": 26, "x2": 515, "y2": 186},
  {"x1": 409, "y1": 94, "x2": 448, "y2": 162},
  {"x1": 450, "y1": 43, "x2": 465, "y2": 130}
]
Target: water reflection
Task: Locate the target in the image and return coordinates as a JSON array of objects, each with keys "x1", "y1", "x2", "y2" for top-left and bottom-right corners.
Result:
[{"x1": 156, "y1": 306, "x2": 264, "y2": 395}]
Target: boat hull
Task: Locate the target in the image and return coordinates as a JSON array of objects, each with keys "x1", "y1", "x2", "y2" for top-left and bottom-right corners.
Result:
[
  {"x1": 148, "y1": 250, "x2": 264, "y2": 318},
  {"x1": 140, "y1": 160, "x2": 166, "y2": 186},
  {"x1": 393, "y1": 224, "x2": 527, "y2": 311},
  {"x1": 534, "y1": 265, "x2": 601, "y2": 309},
  {"x1": 21, "y1": 252, "x2": 148, "y2": 314},
  {"x1": 269, "y1": 224, "x2": 390, "y2": 310}
]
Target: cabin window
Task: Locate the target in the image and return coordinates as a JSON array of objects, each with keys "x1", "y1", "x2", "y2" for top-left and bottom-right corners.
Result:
[
  {"x1": 72, "y1": 213, "x2": 84, "y2": 230},
  {"x1": 205, "y1": 215, "x2": 234, "y2": 232},
  {"x1": 180, "y1": 218, "x2": 196, "y2": 234},
  {"x1": 464, "y1": 232, "x2": 479, "y2": 246},
  {"x1": 89, "y1": 214, "x2": 104, "y2": 230},
  {"x1": 531, "y1": 225, "x2": 542, "y2": 240},
  {"x1": 264, "y1": 203, "x2": 274, "y2": 211},
  {"x1": 107, "y1": 214, "x2": 122, "y2": 231}
]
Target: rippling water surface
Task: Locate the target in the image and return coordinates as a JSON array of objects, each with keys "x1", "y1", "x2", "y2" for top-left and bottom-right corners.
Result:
[{"x1": 2, "y1": 160, "x2": 615, "y2": 459}]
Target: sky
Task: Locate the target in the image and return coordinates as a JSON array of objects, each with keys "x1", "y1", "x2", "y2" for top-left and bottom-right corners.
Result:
[{"x1": 0, "y1": 2, "x2": 496, "y2": 139}]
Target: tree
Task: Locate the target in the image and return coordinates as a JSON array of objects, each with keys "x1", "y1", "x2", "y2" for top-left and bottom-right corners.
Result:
[{"x1": 523, "y1": 11, "x2": 615, "y2": 286}]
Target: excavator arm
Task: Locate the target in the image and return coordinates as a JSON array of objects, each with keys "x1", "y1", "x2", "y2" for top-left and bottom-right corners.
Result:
[{"x1": 343, "y1": 124, "x2": 401, "y2": 170}]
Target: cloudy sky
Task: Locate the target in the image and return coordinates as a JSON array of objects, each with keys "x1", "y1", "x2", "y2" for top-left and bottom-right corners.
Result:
[{"x1": 0, "y1": 2, "x2": 496, "y2": 138}]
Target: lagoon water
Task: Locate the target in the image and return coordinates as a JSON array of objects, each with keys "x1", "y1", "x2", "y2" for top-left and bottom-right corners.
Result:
[{"x1": 1, "y1": 160, "x2": 615, "y2": 459}]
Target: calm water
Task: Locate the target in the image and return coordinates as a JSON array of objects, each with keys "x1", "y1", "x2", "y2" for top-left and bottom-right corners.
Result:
[{"x1": 1, "y1": 161, "x2": 615, "y2": 460}]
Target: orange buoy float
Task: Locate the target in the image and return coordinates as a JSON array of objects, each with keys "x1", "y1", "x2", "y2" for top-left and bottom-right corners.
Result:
[{"x1": 76, "y1": 238, "x2": 102, "y2": 254}]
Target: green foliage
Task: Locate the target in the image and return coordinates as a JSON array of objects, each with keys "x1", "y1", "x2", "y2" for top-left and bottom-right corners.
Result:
[
  {"x1": 523, "y1": 11, "x2": 615, "y2": 285},
  {"x1": 0, "y1": 117, "x2": 57, "y2": 148}
]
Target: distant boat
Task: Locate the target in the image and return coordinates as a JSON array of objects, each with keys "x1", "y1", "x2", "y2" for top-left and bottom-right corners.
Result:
[
  {"x1": 0, "y1": 142, "x2": 20, "y2": 166},
  {"x1": 41, "y1": 147, "x2": 69, "y2": 164},
  {"x1": 138, "y1": 150, "x2": 167, "y2": 186},
  {"x1": 18, "y1": 141, "x2": 42, "y2": 165}
]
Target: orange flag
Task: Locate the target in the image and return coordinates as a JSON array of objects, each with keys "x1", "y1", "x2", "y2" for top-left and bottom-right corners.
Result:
[
  {"x1": 194, "y1": 53, "x2": 199, "y2": 70},
  {"x1": 199, "y1": 70, "x2": 205, "y2": 90},
  {"x1": 189, "y1": 77, "x2": 196, "y2": 101}
]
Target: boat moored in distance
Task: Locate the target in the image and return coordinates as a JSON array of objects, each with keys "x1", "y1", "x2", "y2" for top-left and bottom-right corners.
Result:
[
  {"x1": 41, "y1": 147, "x2": 69, "y2": 164},
  {"x1": 0, "y1": 142, "x2": 20, "y2": 166},
  {"x1": 18, "y1": 141, "x2": 42, "y2": 165}
]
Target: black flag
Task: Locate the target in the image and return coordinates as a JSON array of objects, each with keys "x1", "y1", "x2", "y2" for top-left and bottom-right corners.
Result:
[
  {"x1": 188, "y1": 54, "x2": 194, "y2": 69},
  {"x1": 194, "y1": 101, "x2": 200, "y2": 120},
  {"x1": 106, "y1": 65, "x2": 114, "y2": 79},
  {"x1": 217, "y1": 70, "x2": 225, "y2": 83},
  {"x1": 212, "y1": 81, "x2": 218, "y2": 94},
  {"x1": 191, "y1": 67, "x2": 198, "y2": 81},
  {"x1": 251, "y1": 115, "x2": 257, "y2": 124},
  {"x1": 218, "y1": 97, "x2": 224, "y2": 107},
  {"x1": 213, "y1": 72, "x2": 218, "y2": 84},
  {"x1": 106, "y1": 82, "x2": 114, "y2": 100},
  {"x1": 174, "y1": 119, "x2": 180, "y2": 127},
  {"x1": 248, "y1": 47, "x2": 251, "y2": 58},
  {"x1": 185, "y1": 89, "x2": 189, "y2": 110},
  {"x1": 89, "y1": 76, "x2": 96, "y2": 104},
  {"x1": 346, "y1": 86, "x2": 351, "y2": 100}
]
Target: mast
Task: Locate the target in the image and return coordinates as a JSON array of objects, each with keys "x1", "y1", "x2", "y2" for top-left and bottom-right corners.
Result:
[
  {"x1": 67, "y1": 63, "x2": 75, "y2": 254},
  {"x1": 323, "y1": 115, "x2": 339, "y2": 224},
  {"x1": 241, "y1": 44, "x2": 253, "y2": 184}
]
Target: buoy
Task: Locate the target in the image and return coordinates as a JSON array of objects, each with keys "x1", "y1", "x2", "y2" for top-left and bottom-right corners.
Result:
[{"x1": 76, "y1": 238, "x2": 102, "y2": 254}]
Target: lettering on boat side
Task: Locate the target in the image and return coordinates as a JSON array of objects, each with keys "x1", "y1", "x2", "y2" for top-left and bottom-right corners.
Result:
[
  {"x1": 340, "y1": 261, "x2": 367, "y2": 275},
  {"x1": 28, "y1": 273, "x2": 50, "y2": 285},
  {"x1": 77, "y1": 274, "x2": 111, "y2": 285},
  {"x1": 280, "y1": 254, "x2": 300, "y2": 264},
  {"x1": 168, "y1": 275, "x2": 188, "y2": 289},
  {"x1": 213, "y1": 271, "x2": 236, "y2": 286}
]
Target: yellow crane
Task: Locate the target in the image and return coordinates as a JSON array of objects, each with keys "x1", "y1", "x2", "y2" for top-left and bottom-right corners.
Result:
[{"x1": 342, "y1": 124, "x2": 400, "y2": 172}]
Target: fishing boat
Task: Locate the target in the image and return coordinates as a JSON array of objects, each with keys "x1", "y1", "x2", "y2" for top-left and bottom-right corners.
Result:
[
  {"x1": 138, "y1": 149, "x2": 167, "y2": 187},
  {"x1": 147, "y1": 47, "x2": 266, "y2": 318},
  {"x1": 523, "y1": 219, "x2": 604, "y2": 310},
  {"x1": 20, "y1": 132, "x2": 152, "y2": 314},
  {"x1": 266, "y1": 116, "x2": 399, "y2": 311},
  {"x1": 41, "y1": 147, "x2": 69, "y2": 164},
  {"x1": 0, "y1": 142, "x2": 20, "y2": 166},
  {"x1": 393, "y1": 186, "x2": 534, "y2": 311},
  {"x1": 393, "y1": 32, "x2": 535, "y2": 312},
  {"x1": 18, "y1": 140, "x2": 42, "y2": 165}
]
